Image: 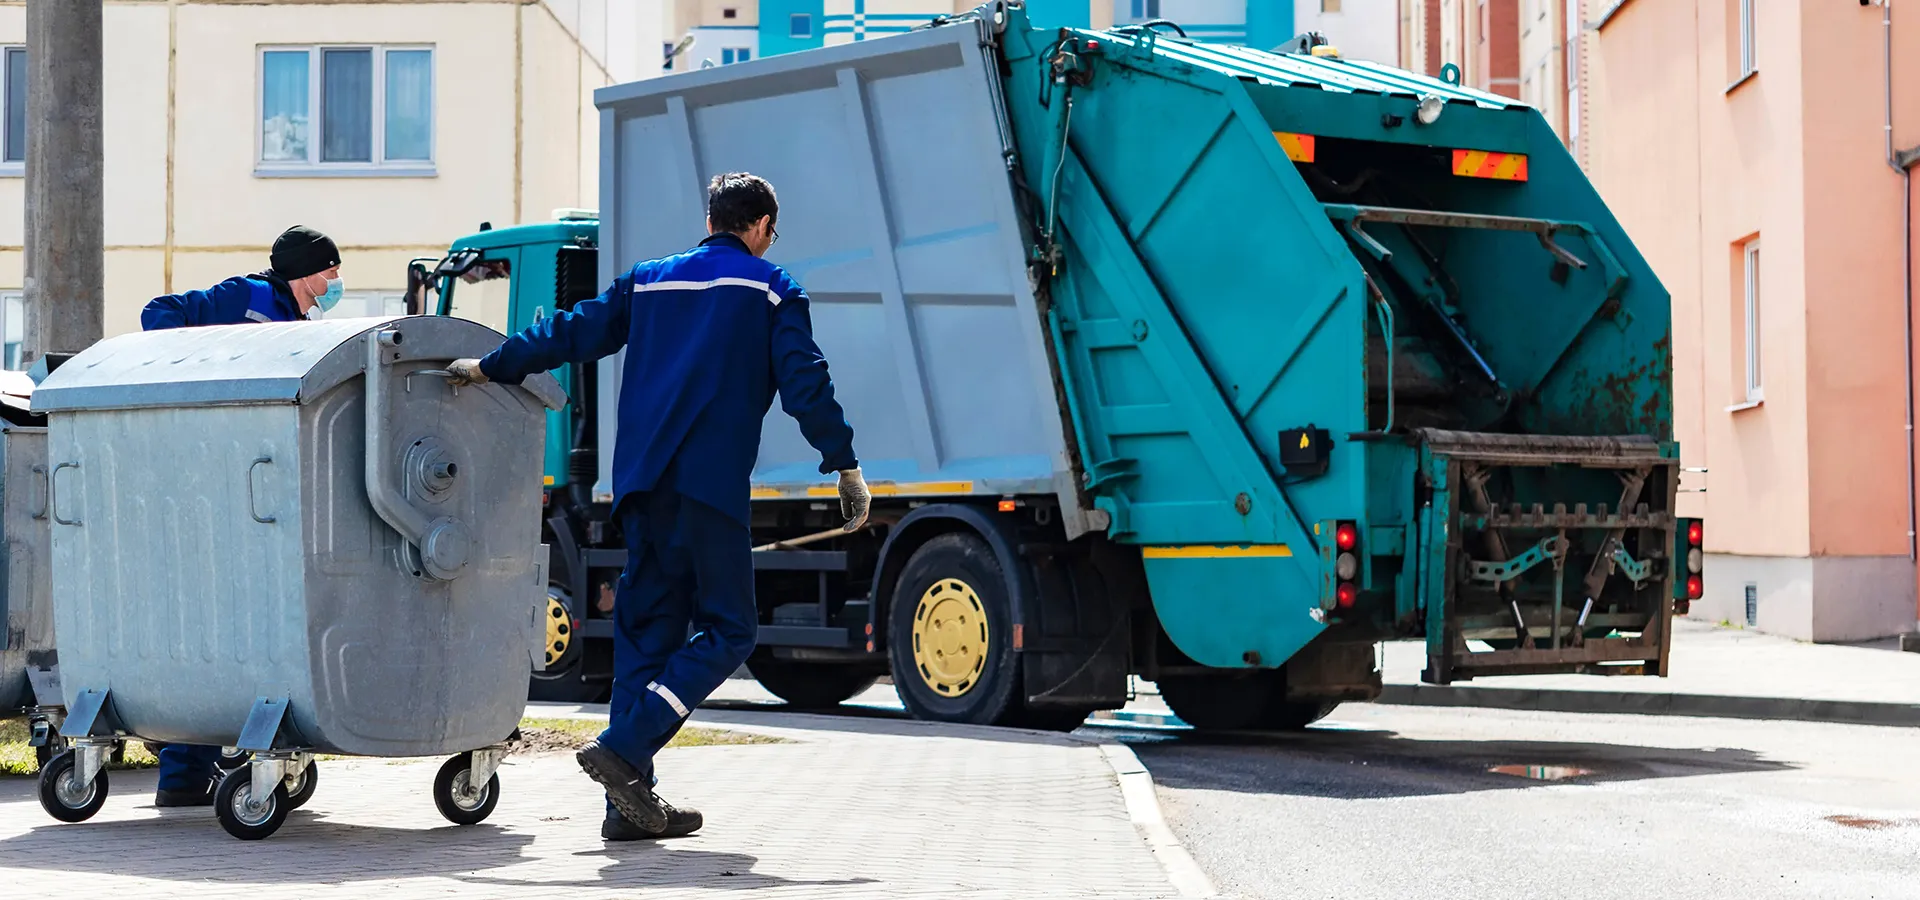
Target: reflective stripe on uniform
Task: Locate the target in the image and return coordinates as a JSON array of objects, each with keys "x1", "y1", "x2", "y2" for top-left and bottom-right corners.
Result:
[
  {"x1": 244, "y1": 309, "x2": 273, "y2": 323},
  {"x1": 634, "y1": 277, "x2": 783, "y2": 307},
  {"x1": 647, "y1": 680, "x2": 690, "y2": 717}
]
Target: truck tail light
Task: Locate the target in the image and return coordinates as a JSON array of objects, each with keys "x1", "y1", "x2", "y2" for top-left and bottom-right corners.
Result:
[
  {"x1": 1675, "y1": 518, "x2": 1704, "y2": 610},
  {"x1": 1333, "y1": 520, "x2": 1360, "y2": 610}
]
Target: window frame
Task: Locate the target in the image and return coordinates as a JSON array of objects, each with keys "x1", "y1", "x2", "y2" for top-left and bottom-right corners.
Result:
[
  {"x1": 1, "y1": 45, "x2": 24, "y2": 175},
  {"x1": 1742, "y1": 239, "x2": 1762, "y2": 404},
  {"x1": 1735, "y1": 0, "x2": 1757, "y2": 82},
  {"x1": 255, "y1": 43, "x2": 437, "y2": 178},
  {"x1": 0, "y1": 290, "x2": 23, "y2": 371}
]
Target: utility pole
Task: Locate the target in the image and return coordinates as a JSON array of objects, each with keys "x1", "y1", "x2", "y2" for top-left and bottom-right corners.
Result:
[{"x1": 23, "y1": 1, "x2": 105, "y2": 363}]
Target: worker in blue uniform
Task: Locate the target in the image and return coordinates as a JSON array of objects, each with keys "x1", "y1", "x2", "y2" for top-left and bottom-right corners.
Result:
[
  {"x1": 446, "y1": 173, "x2": 867, "y2": 840},
  {"x1": 142, "y1": 225, "x2": 344, "y2": 330},
  {"x1": 140, "y1": 224, "x2": 342, "y2": 807}
]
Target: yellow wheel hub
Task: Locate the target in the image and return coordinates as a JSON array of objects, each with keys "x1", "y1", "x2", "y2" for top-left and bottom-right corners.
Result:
[
  {"x1": 543, "y1": 595, "x2": 572, "y2": 669},
  {"x1": 910, "y1": 578, "x2": 989, "y2": 698}
]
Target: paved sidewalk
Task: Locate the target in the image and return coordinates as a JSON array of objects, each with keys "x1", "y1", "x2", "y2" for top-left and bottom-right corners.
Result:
[
  {"x1": 1375, "y1": 617, "x2": 1920, "y2": 726},
  {"x1": 0, "y1": 712, "x2": 1181, "y2": 899}
]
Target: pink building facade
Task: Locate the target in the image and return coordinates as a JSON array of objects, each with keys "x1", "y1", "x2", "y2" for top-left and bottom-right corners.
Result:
[{"x1": 1591, "y1": 0, "x2": 1920, "y2": 641}]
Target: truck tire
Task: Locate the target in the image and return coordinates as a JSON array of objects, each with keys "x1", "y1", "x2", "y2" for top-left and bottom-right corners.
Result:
[
  {"x1": 528, "y1": 582, "x2": 609, "y2": 704},
  {"x1": 746, "y1": 651, "x2": 879, "y2": 708},
  {"x1": 887, "y1": 533, "x2": 1021, "y2": 726},
  {"x1": 1159, "y1": 672, "x2": 1337, "y2": 732}
]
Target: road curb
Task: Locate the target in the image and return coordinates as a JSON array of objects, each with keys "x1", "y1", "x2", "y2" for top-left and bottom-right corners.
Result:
[
  {"x1": 1094, "y1": 742, "x2": 1218, "y2": 899},
  {"x1": 1377, "y1": 684, "x2": 1920, "y2": 728}
]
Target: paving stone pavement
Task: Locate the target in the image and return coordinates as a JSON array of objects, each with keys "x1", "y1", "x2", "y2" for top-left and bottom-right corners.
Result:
[{"x1": 0, "y1": 712, "x2": 1180, "y2": 899}]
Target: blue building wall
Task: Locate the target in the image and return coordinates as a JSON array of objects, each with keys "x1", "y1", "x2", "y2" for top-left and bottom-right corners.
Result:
[
  {"x1": 1243, "y1": 1, "x2": 1293, "y2": 51},
  {"x1": 759, "y1": 0, "x2": 826, "y2": 56}
]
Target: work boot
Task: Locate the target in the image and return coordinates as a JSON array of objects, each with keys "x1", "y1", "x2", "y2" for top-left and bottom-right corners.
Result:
[
  {"x1": 153, "y1": 782, "x2": 215, "y2": 808},
  {"x1": 576, "y1": 741, "x2": 667, "y2": 833},
  {"x1": 602, "y1": 802, "x2": 703, "y2": 841}
]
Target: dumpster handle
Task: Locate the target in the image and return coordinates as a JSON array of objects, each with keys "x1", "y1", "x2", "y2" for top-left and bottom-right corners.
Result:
[
  {"x1": 365, "y1": 328, "x2": 471, "y2": 581},
  {"x1": 248, "y1": 456, "x2": 277, "y2": 524},
  {"x1": 50, "y1": 462, "x2": 80, "y2": 526},
  {"x1": 28, "y1": 463, "x2": 47, "y2": 520}
]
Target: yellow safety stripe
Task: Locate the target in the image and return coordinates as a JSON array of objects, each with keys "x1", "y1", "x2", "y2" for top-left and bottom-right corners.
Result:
[{"x1": 1141, "y1": 544, "x2": 1293, "y2": 559}]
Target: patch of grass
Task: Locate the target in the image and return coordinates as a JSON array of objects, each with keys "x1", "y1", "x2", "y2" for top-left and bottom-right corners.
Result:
[
  {"x1": 0, "y1": 719, "x2": 159, "y2": 777},
  {"x1": 0, "y1": 716, "x2": 783, "y2": 776},
  {"x1": 514, "y1": 717, "x2": 786, "y2": 754}
]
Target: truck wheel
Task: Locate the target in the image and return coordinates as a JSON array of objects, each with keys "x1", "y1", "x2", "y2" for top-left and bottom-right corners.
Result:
[
  {"x1": 528, "y1": 584, "x2": 608, "y2": 703},
  {"x1": 887, "y1": 533, "x2": 1020, "y2": 726},
  {"x1": 1261, "y1": 700, "x2": 1338, "y2": 731},
  {"x1": 1160, "y1": 673, "x2": 1338, "y2": 732},
  {"x1": 745, "y1": 651, "x2": 879, "y2": 708},
  {"x1": 1158, "y1": 673, "x2": 1274, "y2": 731}
]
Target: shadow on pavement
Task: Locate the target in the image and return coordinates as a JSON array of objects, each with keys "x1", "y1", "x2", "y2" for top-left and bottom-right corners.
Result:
[
  {"x1": 1129, "y1": 727, "x2": 1797, "y2": 800},
  {"x1": 0, "y1": 811, "x2": 877, "y2": 891},
  {"x1": 459, "y1": 841, "x2": 877, "y2": 893}
]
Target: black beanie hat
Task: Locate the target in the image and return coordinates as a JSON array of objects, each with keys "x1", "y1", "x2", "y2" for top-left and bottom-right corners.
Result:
[{"x1": 270, "y1": 225, "x2": 340, "y2": 281}]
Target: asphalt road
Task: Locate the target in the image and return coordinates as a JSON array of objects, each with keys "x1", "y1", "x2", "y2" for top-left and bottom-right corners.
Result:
[{"x1": 1129, "y1": 704, "x2": 1920, "y2": 900}]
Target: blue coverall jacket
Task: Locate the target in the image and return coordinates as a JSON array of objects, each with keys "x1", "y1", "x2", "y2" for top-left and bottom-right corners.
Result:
[
  {"x1": 141, "y1": 273, "x2": 305, "y2": 330},
  {"x1": 139, "y1": 271, "x2": 303, "y2": 793},
  {"x1": 478, "y1": 233, "x2": 858, "y2": 522}
]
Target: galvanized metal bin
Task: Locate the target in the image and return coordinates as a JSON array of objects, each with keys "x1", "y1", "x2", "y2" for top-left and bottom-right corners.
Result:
[
  {"x1": 30, "y1": 316, "x2": 563, "y2": 838},
  {"x1": 0, "y1": 417, "x2": 60, "y2": 736}
]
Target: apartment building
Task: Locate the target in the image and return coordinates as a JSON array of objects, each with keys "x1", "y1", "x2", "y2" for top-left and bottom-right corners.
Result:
[
  {"x1": 0, "y1": 0, "x2": 663, "y2": 355},
  {"x1": 665, "y1": 0, "x2": 1400, "y2": 69},
  {"x1": 1590, "y1": 0, "x2": 1920, "y2": 640}
]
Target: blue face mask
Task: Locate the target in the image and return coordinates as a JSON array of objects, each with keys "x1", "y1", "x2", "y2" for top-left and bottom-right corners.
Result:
[{"x1": 315, "y1": 276, "x2": 344, "y2": 313}]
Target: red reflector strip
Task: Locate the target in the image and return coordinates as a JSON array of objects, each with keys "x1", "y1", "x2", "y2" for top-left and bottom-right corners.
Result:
[
  {"x1": 1451, "y1": 148, "x2": 1529, "y2": 181},
  {"x1": 1273, "y1": 131, "x2": 1316, "y2": 163}
]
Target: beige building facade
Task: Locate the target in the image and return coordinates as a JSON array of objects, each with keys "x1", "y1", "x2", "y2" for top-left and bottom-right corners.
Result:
[{"x1": 0, "y1": 0, "x2": 664, "y2": 358}]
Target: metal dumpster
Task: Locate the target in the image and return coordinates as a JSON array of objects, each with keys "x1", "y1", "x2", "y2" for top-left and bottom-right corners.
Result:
[
  {"x1": 0, "y1": 393, "x2": 64, "y2": 768},
  {"x1": 29, "y1": 315, "x2": 564, "y2": 839}
]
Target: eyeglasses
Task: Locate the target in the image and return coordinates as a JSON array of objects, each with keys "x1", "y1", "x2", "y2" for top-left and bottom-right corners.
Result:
[{"x1": 768, "y1": 225, "x2": 779, "y2": 247}]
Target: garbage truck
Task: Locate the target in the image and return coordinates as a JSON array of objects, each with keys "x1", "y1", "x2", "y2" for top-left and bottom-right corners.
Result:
[{"x1": 409, "y1": 1, "x2": 1702, "y2": 730}]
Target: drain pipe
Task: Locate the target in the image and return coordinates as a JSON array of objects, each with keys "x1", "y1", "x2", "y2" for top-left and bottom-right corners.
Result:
[{"x1": 1885, "y1": 0, "x2": 1917, "y2": 564}]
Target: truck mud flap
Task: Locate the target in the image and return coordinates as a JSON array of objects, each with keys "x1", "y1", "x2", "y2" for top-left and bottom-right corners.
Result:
[{"x1": 1416, "y1": 429, "x2": 1679, "y2": 684}]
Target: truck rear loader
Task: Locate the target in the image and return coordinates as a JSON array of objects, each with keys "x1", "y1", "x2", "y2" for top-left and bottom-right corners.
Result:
[{"x1": 411, "y1": 2, "x2": 1701, "y2": 730}]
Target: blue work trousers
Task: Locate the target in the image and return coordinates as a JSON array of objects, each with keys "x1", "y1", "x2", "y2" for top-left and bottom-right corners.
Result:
[
  {"x1": 154, "y1": 744, "x2": 221, "y2": 793},
  {"x1": 598, "y1": 486, "x2": 757, "y2": 799}
]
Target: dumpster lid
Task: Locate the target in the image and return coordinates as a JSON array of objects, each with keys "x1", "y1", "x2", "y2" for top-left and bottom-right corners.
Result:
[{"x1": 31, "y1": 316, "x2": 566, "y2": 413}]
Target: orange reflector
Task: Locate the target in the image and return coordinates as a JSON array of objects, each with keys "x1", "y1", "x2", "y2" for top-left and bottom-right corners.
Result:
[
  {"x1": 998, "y1": 499, "x2": 1017, "y2": 512},
  {"x1": 1273, "y1": 131, "x2": 1316, "y2": 163},
  {"x1": 1013, "y1": 623, "x2": 1024, "y2": 650},
  {"x1": 1452, "y1": 148, "x2": 1528, "y2": 181}
]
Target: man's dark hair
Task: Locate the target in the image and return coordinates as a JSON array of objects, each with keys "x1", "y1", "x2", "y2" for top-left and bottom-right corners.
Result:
[{"x1": 707, "y1": 173, "x2": 778, "y2": 234}]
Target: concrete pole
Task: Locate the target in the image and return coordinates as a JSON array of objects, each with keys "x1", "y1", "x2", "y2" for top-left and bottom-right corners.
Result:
[{"x1": 23, "y1": 0, "x2": 105, "y2": 363}]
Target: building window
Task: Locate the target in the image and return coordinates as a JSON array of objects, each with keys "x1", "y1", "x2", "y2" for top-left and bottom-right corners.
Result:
[
  {"x1": 0, "y1": 292, "x2": 19, "y2": 370},
  {"x1": 1128, "y1": 0, "x2": 1162, "y2": 19},
  {"x1": 1735, "y1": 0, "x2": 1756, "y2": 78},
  {"x1": 721, "y1": 47, "x2": 752, "y2": 65},
  {"x1": 3, "y1": 46, "x2": 23, "y2": 168},
  {"x1": 722, "y1": 7, "x2": 738, "y2": 19},
  {"x1": 1322, "y1": 0, "x2": 1342, "y2": 12},
  {"x1": 1742, "y1": 239, "x2": 1762, "y2": 403},
  {"x1": 320, "y1": 291, "x2": 408, "y2": 320},
  {"x1": 791, "y1": 13, "x2": 813, "y2": 38},
  {"x1": 258, "y1": 45, "x2": 434, "y2": 174}
]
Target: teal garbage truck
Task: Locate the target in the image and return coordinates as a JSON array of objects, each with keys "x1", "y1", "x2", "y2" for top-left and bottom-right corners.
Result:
[{"x1": 409, "y1": 2, "x2": 1701, "y2": 730}]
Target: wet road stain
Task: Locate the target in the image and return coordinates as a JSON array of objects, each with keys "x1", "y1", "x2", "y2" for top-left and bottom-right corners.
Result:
[
  {"x1": 1488, "y1": 764, "x2": 1594, "y2": 781},
  {"x1": 1824, "y1": 815, "x2": 1920, "y2": 830}
]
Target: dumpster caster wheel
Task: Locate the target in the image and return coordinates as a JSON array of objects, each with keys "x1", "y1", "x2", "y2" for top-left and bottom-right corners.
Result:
[
  {"x1": 284, "y1": 762, "x2": 318, "y2": 811},
  {"x1": 433, "y1": 752, "x2": 500, "y2": 826},
  {"x1": 216, "y1": 747, "x2": 251, "y2": 771},
  {"x1": 215, "y1": 769, "x2": 290, "y2": 840},
  {"x1": 37, "y1": 751, "x2": 108, "y2": 823}
]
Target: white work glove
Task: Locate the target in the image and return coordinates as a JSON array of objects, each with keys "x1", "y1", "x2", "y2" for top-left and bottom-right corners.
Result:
[
  {"x1": 446, "y1": 358, "x2": 490, "y2": 386},
  {"x1": 838, "y1": 468, "x2": 871, "y2": 532}
]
